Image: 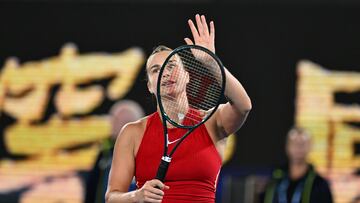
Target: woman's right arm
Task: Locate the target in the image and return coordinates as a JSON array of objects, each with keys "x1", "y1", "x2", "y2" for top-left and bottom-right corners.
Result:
[{"x1": 105, "y1": 122, "x2": 168, "y2": 203}]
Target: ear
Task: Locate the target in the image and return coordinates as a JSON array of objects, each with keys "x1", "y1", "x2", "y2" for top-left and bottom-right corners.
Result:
[
  {"x1": 147, "y1": 81, "x2": 152, "y2": 93},
  {"x1": 147, "y1": 81, "x2": 154, "y2": 94}
]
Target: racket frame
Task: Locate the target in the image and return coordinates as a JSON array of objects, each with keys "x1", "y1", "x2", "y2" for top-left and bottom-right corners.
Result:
[{"x1": 155, "y1": 44, "x2": 226, "y2": 181}]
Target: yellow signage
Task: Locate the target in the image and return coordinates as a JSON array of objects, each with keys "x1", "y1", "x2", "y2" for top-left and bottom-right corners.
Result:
[
  {"x1": 295, "y1": 60, "x2": 360, "y2": 203},
  {"x1": 0, "y1": 44, "x2": 145, "y2": 203}
]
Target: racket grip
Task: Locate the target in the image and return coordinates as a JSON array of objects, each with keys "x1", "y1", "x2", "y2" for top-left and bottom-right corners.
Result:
[{"x1": 155, "y1": 156, "x2": 171, "y2": 182}]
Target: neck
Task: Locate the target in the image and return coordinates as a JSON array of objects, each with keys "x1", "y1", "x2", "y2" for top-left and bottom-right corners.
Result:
[
  {"x1": 158, "y1": 91, "x2": 189, "y2": 125},
  {"x1": 289, "y1": 161, "x2": 308, "y2": 180}
]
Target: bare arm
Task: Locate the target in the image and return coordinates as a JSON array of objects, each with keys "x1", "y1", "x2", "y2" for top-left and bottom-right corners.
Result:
[
  {"x1": 105, "y1": 122, "x2": 168, "y2": 203},
  {"x1": 185, "y1": 14, "x2": 252, "y2": 138},
  {"x1": 216, "y1": 69, "x2": 252, "y2": 136},
  {"x1": 105, "y1": 123, "x2": 137, "y2": 203}
]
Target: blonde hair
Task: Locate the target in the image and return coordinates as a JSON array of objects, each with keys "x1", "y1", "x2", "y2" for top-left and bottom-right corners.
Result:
[{"x1": 145, "y1": 45, "x2": 172, "y2": 80}]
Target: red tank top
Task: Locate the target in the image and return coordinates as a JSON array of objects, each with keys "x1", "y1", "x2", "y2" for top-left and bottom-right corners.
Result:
[{"x1": 135, "y1": 112, "x2": 222, "y2": 203}]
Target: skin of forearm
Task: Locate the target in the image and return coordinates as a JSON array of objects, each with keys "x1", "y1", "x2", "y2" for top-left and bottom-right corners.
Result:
[
  {"x1": 224, "y1": 68, "x2": 252, "y2": 113},
  {"x1": 106, "y1": 191, "x2": 137, "y2": 203}
]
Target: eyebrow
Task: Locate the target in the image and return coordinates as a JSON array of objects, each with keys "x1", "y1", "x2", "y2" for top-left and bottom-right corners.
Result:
[
  {"x1": 148, "y1": 59, "x2": 178, "y2": 71},
  {"x1": 148, "y1": 64, "x2": 161, "y2": 72}
]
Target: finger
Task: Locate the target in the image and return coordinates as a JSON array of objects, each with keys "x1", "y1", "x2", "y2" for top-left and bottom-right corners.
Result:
[
  {"x1": 184, "y1": 38, "x2": 194, "y2": 45},
  {"x1": 188, "y1": 19, "x2": 200, "y2": 41},
  {"x1": 147, "y1": 186, "x2": 165, "y2": 196},
  {"x1": 195, "y1": 14, "x2": 205, "y2": 36},
  {"x1": 144, "y1": 197, "x2": 162, "y2": 203},
  {"x1": 210, "y1": 21, "x2": 215, "y2": 40},
  {"x1": 150, "y1": 179, "x2": 167, "y2": 191},
  {"x1": 201, "y1": 15, "x2": 210, "y2": 36},
  {"x1": 144, "y1": 191, "x2": 163, "y2": 200}
]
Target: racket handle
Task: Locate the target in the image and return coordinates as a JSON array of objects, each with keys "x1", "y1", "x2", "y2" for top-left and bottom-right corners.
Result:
[{"x1": 155, "y1": 156, "x2": 171, "y2": 182}]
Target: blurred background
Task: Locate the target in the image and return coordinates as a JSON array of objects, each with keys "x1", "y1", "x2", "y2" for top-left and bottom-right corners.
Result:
[{"x1": 0, "y1": 0, "x2": 359, "y2": 202}]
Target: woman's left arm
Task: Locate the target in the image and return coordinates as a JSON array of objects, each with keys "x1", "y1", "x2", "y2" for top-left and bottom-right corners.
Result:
[
  {"x1": 185, "y1": 14, "x2": 252, "y2": 138},
  {"x1": 216, "y1": 68, "x2": 252, "y2": 136}
]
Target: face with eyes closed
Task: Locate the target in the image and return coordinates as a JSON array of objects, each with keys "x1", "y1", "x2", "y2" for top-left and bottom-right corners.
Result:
[{"x1": 146, "y1": 51, "x2": 189, "y2": 98}]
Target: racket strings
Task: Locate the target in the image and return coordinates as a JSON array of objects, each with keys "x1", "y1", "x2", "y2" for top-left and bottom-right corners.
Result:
[
  {"x1": 179, "y1": 49, "x2": 222, "y2": 78},
  {"x1": 159, "y1": 47, "x2": 223, "y2": 126},
  {"x1": 162, "y1": 83, "x2": 221, "y2": 108},
  {"x1": 160, "y1": 96, "x2": 210, "y2": 120},
  {"x1": 167, "y1": 52, "x2": 220, "y2": 118},
  {"x1": 182, "y1": 48, "x2": 222, "y2": 103},
  {"x1": 161, "y1": 81, "x2": 220, "y2": 112},
  {"x1": 179, "y1": 52, "x2": 222, "y2": 84}
]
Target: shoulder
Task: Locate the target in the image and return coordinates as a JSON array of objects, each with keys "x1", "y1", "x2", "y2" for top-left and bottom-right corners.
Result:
[
  {"x1": 309, "y1": 165, "x2": 330, "y2": 187},
  {"x1": 309, "y1": 171, "x2": 332, "y2": 195},
  {"x1": 313, "y1": 174, "x2": 331, "y2": 188},
  {"x1": 310, "y1": 173, "x2": 333, "y2": 202},
  {"x1": 114, "y1": 116, "x2": 149, "y2": 150},
  {"x1": 123, "y1": 117, "x2": 148, "y2": 132}
]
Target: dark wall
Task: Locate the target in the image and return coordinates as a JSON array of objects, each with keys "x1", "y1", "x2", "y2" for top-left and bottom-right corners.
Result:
[{"x1": 1, "y1": 2, "x2": 360, "y2": 169}]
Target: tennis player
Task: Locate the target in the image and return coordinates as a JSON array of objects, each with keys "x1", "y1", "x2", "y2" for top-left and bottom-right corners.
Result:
[{"x1": 105, "y1": 14, "x2": 252, "y2": 203}]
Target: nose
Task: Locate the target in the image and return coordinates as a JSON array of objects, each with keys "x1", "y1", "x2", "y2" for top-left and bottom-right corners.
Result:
[{"x1": 162, "y1": 66, "x2": 171, "y2": 78}]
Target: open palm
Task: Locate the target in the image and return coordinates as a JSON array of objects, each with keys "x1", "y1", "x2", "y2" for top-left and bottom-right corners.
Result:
[{"x1": 184, "y1": 14, "x2": 215, "y2": 54}]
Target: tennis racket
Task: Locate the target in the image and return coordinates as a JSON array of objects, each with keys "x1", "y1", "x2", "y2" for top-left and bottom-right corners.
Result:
[{"x1": 155, "y1": 44, "x2": 226, "y2": 182}]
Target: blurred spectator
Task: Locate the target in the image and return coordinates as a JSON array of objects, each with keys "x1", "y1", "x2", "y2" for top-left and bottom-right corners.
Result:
[
  {"x1": 262, "y1": 127, "x2": 333, "y2": 203},
  {"x1": 84, "y1": 100, "x2": 144, "y2": 203}
]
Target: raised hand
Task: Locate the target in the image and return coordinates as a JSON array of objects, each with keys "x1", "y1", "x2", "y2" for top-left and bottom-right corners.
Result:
[{"x1": 184, "y1": 14, "x2": 215, "y2": 54}]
